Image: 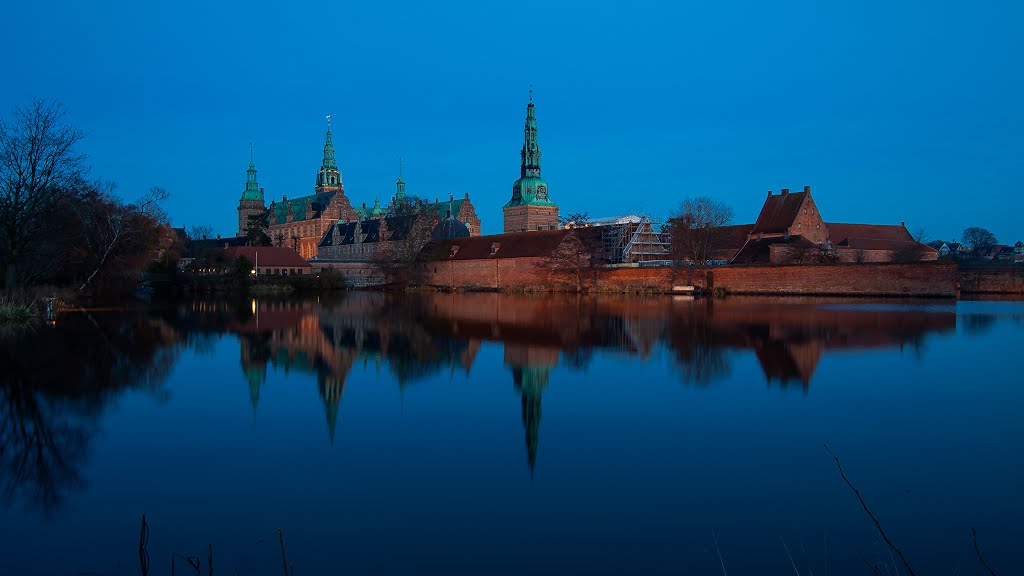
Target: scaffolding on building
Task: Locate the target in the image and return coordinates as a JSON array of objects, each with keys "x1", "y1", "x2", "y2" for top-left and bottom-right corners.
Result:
[{"x1": 595, "y1": 215, "x2": 671, "y2": 264}]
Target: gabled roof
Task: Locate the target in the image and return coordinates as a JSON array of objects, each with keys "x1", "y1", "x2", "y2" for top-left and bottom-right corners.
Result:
[
  {"x1": 751, "y1": 192, "x2": 808, "y2": 234},
  {"x1": 221, "y1": 246, "x2": 311, "y2": 268},
  {"x1": 421, "y1": 228, "x2": 603, "y2": 261},
  {"x1": 318, "y1": 216, "x2": 418, "y2": 247},
  {"x1": 825, "y1": 223, "x2": 935, "y2": 253},
  {"x1": 187, "y1": 236, "x2": 247, "y2": 258},
  {"x1": 826, "y1": 223, "x2": 913, "y2": 244}
]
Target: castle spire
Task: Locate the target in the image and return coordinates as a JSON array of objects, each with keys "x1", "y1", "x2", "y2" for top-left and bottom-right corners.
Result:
[
  {"x1": 503, "y1": 87, "x2": 558, "y2": 233},
  {"x1": 241, "y1": 144, "x2": 262, "y2": 201},
  {"x1": 520, "y1": 88, "x2": 541, "y2": 179},
  {"x1": 395, "y1": 157, "x2": 406, "y2": 202},
  {"x1": 316, "y1": 115, "x2": 342, "y2": 191}
]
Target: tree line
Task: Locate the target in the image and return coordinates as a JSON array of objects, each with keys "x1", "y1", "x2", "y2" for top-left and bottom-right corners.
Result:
[{"x1": 0, "y1": 99, "x2": 178, "y2": 295}]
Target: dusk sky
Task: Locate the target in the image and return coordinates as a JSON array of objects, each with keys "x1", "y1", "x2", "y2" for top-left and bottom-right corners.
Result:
[{"x1": 3, "y1": 0, "x2": 1021, "y2": 241}]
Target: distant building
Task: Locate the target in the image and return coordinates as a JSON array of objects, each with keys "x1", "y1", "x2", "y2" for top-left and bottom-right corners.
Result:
[
  {"x1": 504, "y1": 92, "x2": 559, "y2": 233},
  {"x1": 725, "y1": 187, "x2": 937, "y2": 264},
  {"x1": 236, "y1": 124, "x2": 481, "y2": 260},
  {"x1": 222, "y1": 246, "x2": 312, "y2": 276}
]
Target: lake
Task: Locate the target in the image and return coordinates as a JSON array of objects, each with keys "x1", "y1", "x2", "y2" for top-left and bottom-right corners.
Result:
[{"x1": 1, "y1": 293, "x2": 1022, "y2": 575}]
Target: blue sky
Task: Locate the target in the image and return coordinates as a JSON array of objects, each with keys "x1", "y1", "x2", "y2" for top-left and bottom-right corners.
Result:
[{"x1": 3, "y1": 0, "x2": 1021, "y2": 241}]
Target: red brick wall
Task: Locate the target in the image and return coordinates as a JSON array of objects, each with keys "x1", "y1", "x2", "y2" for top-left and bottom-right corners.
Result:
[
  {"x1": 958, "y1": 268, "x2": 1024, "y2": 294},
  {"x1": 418, "y1": 260, "x2": 957, "y2": 297},
  {"x1": 788, "y1": 194, "x2": 827, "y2": 244}
]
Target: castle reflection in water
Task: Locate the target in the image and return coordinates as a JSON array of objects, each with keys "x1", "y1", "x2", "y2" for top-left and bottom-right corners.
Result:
[{"x1": 178, "y1": 294, "x2": 956, "y2": 472}]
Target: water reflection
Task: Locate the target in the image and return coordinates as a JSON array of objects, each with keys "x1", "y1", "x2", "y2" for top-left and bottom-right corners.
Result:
[
  {"x1": 0, "y1": 310, "x2": 178, "y2": 514},
  {"x1": 171, "y1": 294, "x2": 957, "y2": 472},
  {"x1": 2, "y1": 294, "x2": 961, "y2": 515}
]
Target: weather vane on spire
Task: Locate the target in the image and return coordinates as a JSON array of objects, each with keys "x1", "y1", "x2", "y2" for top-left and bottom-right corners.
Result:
[
  {"x1": 249, "y1": 141, "x2": 253, "y2": 162},
  {"x1": 529, "y1": 84, "x2": 533, "y2": 102},
  {"x1": 326, "y1": 114, "x2": 331, "y2": 131}
]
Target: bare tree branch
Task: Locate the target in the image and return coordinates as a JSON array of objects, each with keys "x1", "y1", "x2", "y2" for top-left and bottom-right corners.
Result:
[
  {"x1": 972, "y1": 528, "x2": 998, "y2": 576},
  {"x1": 824, "y1": 443, "x2": 917, "y2": 576}
]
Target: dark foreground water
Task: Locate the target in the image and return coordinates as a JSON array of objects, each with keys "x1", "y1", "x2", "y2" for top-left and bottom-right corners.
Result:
[{"x1": 1, "y1": 293, "x2": 1022, "y2": 575}]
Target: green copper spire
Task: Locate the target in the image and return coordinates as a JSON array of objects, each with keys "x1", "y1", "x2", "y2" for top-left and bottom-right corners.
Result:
[
  {"x1": 506, "y1": 87, "x2": 556, "y2": 208},
  {"x1": 240, "y1": 142, "x2": 263, "y2": 201},
  {"x1": 395, "y1": 157, "x2": 406, "y2": 202},
  {"x1": 316, "y1": 115, "x2": 342, "y2": 190},
  {"x1": 521, "y1": 85, "x2": 541, "y2": 179}
]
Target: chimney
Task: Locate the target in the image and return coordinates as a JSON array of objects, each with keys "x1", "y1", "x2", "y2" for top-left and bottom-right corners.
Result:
[
  {"x1": 465, "y1": 192, "x2": 470, "y2": 199},
  {"x1": 901, "y1": 221, "x2": 906, "y2": 227},
  {"x1": 803, "y1": 185, "x2": 810, "y2": 193},
  {"x1": 282, "y1": 195, "x2": 288, "y2": 202},
  {"x1": 781, "y1": 188, "x2": 790, "y2": 195},
  {"x1": 767, "y1": 190, "x2": 773, "y2": 197}
]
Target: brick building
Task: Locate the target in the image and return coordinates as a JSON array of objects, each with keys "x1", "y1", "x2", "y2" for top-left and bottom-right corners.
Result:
[
  {"x1": 222, "y1": 246, "x2": 312, "y2": 276},
  {"x1": 727, "y1": 186, "x2": 938, "y2": 264},
  {"x1": 504, "y1": 92, "x2": 559, "y2": 233},
  {"x1": 236, "y1": 123, "x2": 480, "y2": 260}
]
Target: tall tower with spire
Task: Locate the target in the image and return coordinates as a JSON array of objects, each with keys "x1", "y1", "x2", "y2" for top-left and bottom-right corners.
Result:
[
  {"x1": 504, "y1": 87, "x2": 559, "y2": 233},
  {"x1": 394, "y1": 158, "x2": 406, "y2": 204},
  {"x1": 237, "y1": 143, "x2": 266, "y2": 237},
  {"x1": 315, "y1": 115, "x2": 343, "y2": 194}
]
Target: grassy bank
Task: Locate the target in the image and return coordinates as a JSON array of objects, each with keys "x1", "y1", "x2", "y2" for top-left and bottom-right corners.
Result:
[{"x1": 0, "y1": 298, "x2": 37, "y2": 326}]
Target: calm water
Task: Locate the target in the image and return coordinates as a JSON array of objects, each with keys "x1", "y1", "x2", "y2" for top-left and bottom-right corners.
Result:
[{"x1": 2, "y1": 293, "x2": 1022, "y2": 575}]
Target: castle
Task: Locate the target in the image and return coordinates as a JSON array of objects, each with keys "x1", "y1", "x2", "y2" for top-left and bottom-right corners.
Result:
[{"x1": 237, "y1": 117, "x2": 482, "y2": 260}]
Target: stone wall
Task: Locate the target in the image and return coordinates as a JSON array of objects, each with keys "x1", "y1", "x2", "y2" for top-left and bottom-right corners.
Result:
[{"x1": 958, "y1": 267, "x2": 1024, "y2": 294}]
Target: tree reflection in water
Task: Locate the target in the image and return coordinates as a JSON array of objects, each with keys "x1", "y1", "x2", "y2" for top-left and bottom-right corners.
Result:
[
  {"x1": 0, "y1": 311, "x2": 179, "y2": 514},
  {"x1": 216, "y1": 293, "x2": 957, "y2": 470},
  {"x1": 0, "y1": 294, "x2": 959, "y2": 513}
]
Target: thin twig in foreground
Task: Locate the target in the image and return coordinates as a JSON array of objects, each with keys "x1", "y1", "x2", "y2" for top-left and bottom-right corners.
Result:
[
  {"x1": 780, "y1": 535, "x2": 800, "y2": 576},
  {"x1": 712, "y1": 529, "x2": 728, "y2": 576},
  {"x1": 823, "y1": 443, "x2": 917, "y2": 576},
  {"x1": 972, "y1": 528, "x2": 998, "y2": 575}
]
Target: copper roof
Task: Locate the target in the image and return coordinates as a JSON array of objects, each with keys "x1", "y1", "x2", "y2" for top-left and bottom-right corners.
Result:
[{"x1": 222, "y1": 246, "x2": 311, "y2": 267}]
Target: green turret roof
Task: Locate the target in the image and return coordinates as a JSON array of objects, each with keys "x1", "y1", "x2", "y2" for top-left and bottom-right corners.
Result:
[
  {"x1": 240, "y1": 144, "x2": 263, "y2": 201},
  {"x1": 506, "y1": 91, "x2": 557, "y2": 208}
]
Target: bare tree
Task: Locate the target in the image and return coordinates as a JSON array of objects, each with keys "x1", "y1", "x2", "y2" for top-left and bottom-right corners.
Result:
[
  {"x1": 962, "y1": 227, "x2": 997, "y2": 256},
  {"x1": 560, "y1": 211, "x2": 590, "y2": 229},
  {"x1": 373, "y1": 211, "x2": 435, "y2": 285},
  {"x1": 666, "y1": 197, "x2": 734, "y2": 265},
  {"x1": 0, "y1": 99, "x2": 86, "y2": 290},
  {"x1": 544, "y1": 231, "x2": 592, "y2": 291},
  {"x1": 188, "y1": 224, "x2": 216, "y2": 241},
  {"x1": 73, "y1": 184, "x2": 171, "y2": 293}
]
